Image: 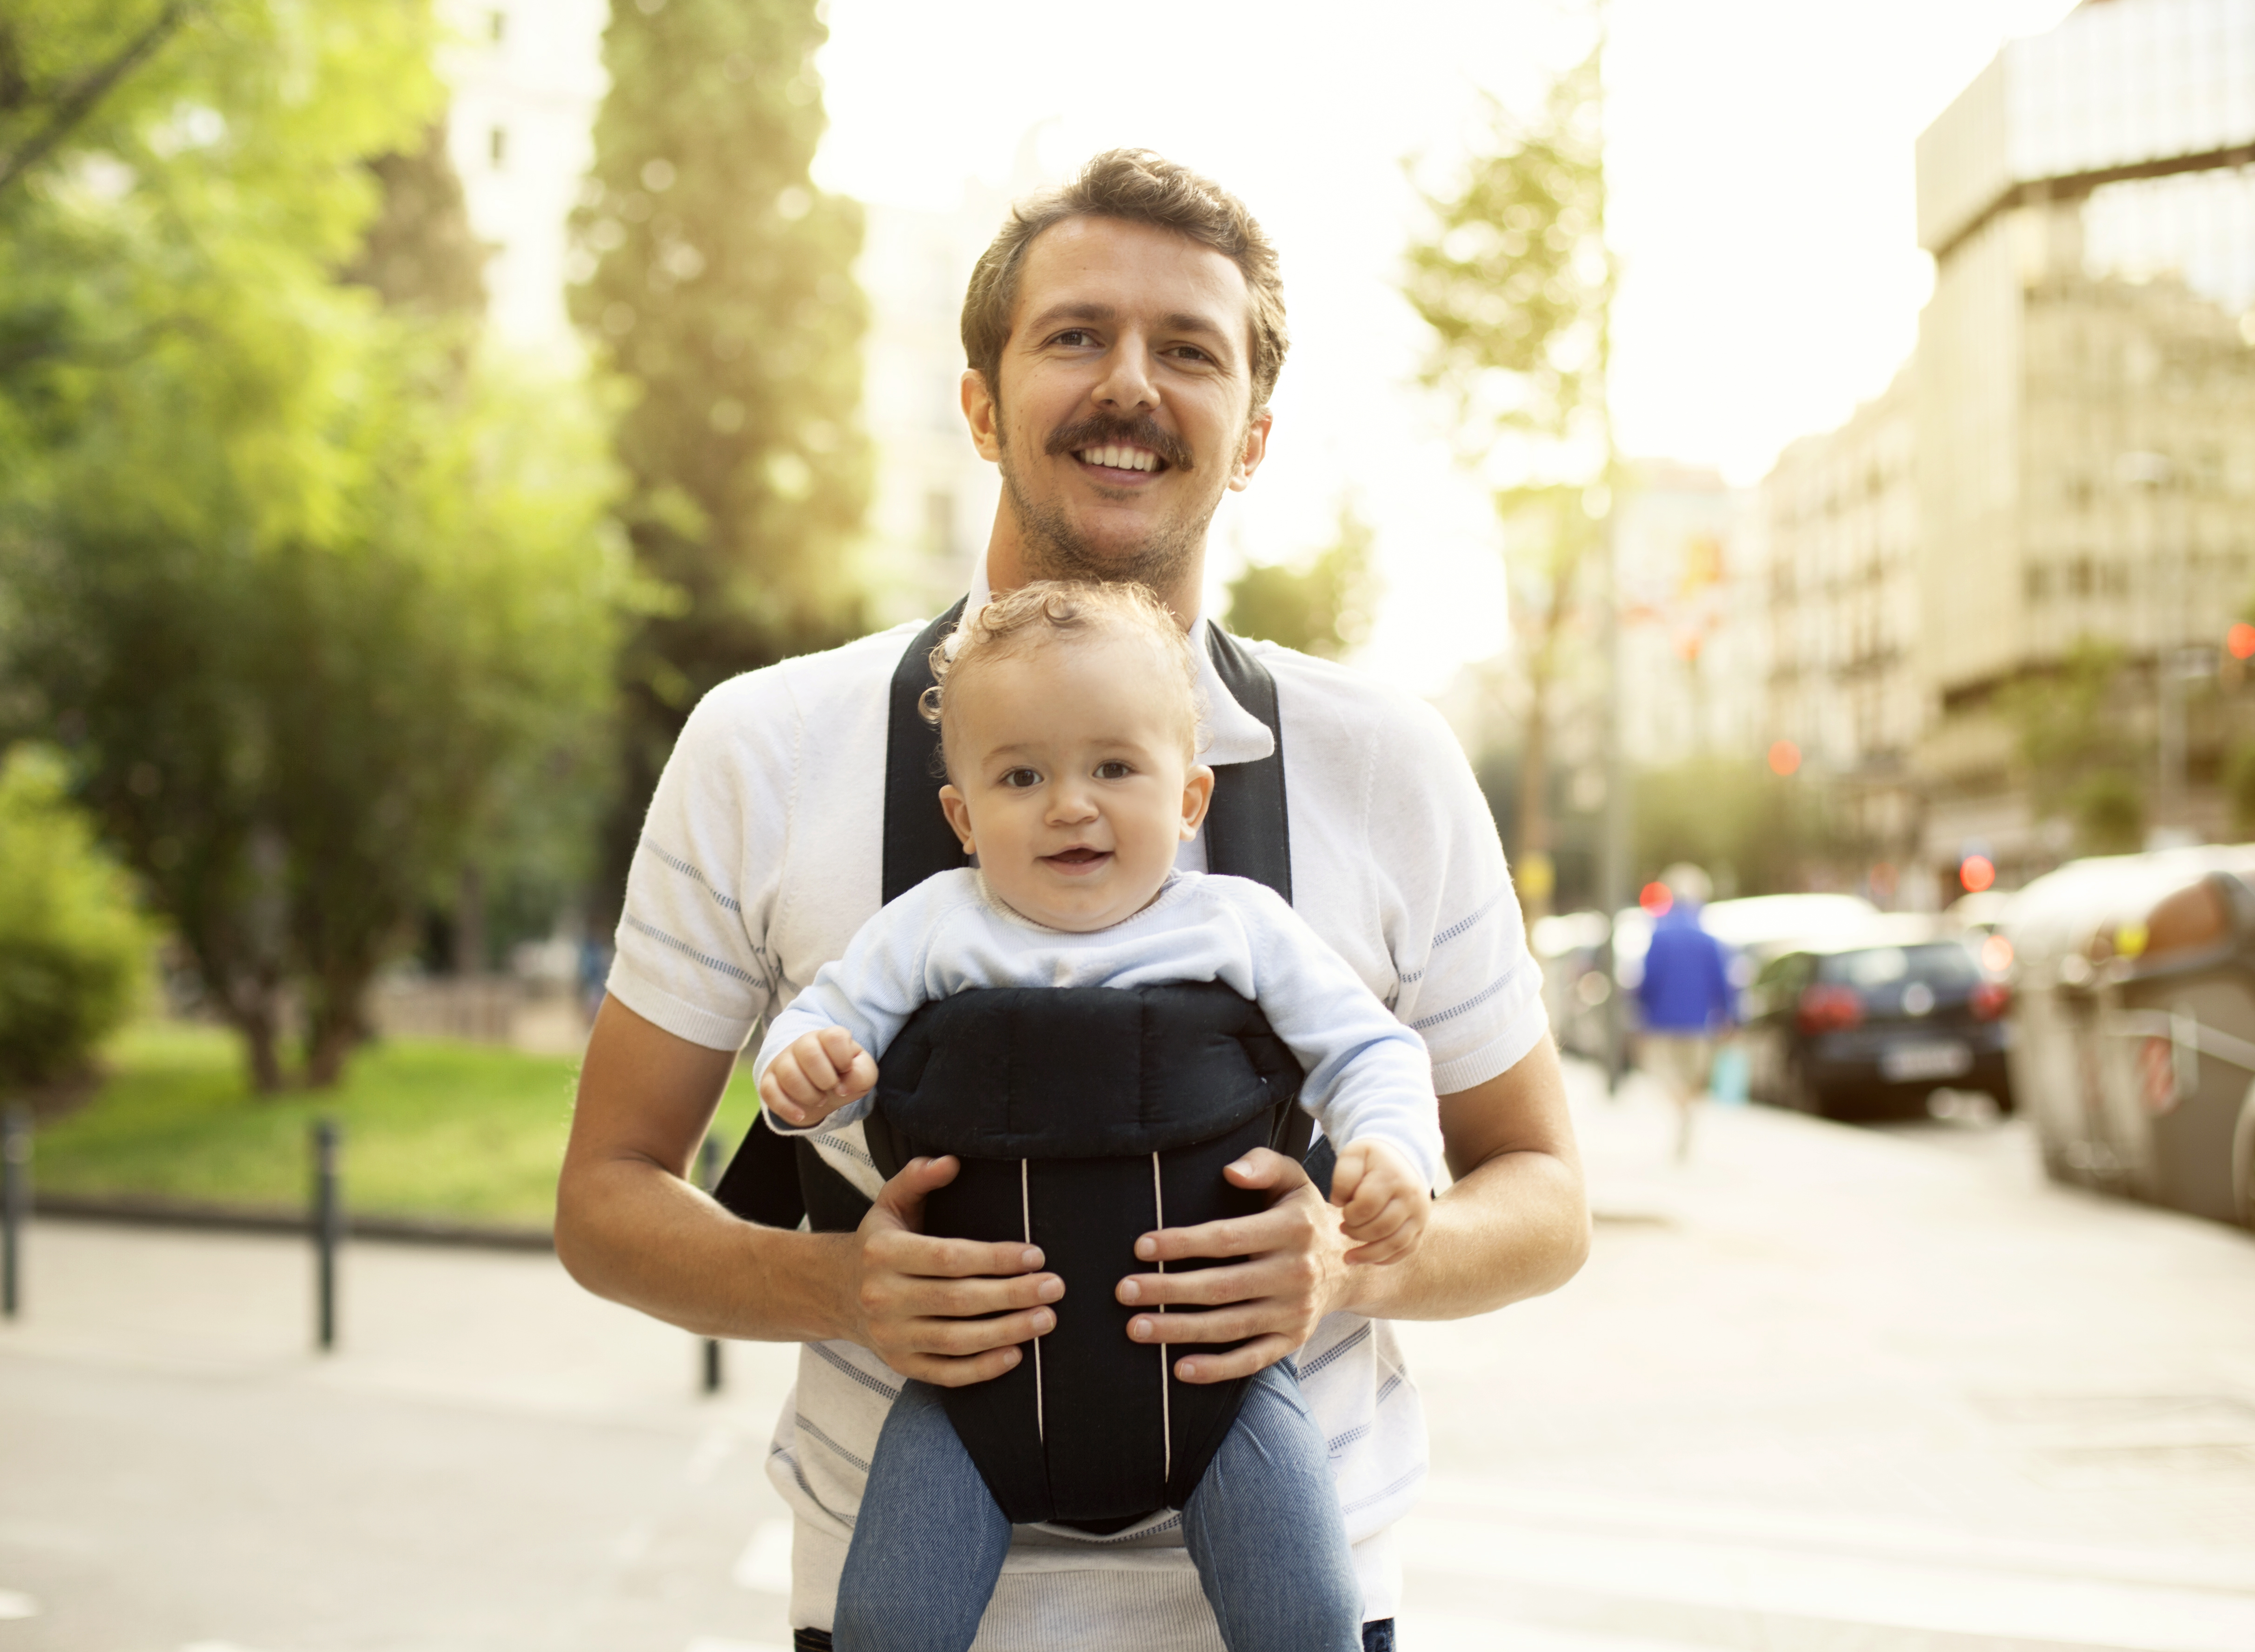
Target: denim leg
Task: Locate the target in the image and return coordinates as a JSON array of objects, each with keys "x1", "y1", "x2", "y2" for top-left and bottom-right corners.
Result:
[
  {"x1": 832, "y1": 1380, "x2": 1013, "y2": 1652},
  {"x1": 1182, "y1": 1361, "x2": 1364, "y2": 1652}
]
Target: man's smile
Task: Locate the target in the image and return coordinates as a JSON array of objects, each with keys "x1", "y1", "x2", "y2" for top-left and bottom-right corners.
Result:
[{"x1": 1073, "y1": 443, "x2": 1166, "y2": 481}]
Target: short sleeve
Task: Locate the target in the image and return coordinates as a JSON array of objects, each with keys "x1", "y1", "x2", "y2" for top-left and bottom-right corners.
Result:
[
  {"x1": 604, "y1": 673, "x2": 792, "y2": 1051},
  {"x1": 1366, "y1": 698, "x2": 1548, "y2": 1094}
]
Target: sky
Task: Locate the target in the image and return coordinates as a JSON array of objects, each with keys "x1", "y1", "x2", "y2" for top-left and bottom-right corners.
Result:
[{"x1": 809, "y1": 0, "x2": 2085, "y2": 692}]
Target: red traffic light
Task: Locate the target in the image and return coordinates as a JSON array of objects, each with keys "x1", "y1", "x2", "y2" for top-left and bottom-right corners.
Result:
[
  {"x1": 1767, "y1": 740, "x2": 1801, "y2": 776},
  {"x1": 1639, "y1": 881, "x2": 1674, "y2": 916},
  {"x1": 2229, "y1": 622, "x2": 2255, "y2": 661},
  {"x1": 1960, "y1": 854, "x2": 1996, "y2": 893}
]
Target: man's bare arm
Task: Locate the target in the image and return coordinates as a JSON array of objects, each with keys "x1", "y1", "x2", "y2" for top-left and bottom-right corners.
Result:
[
  {"x1": 1113, "y1": 1034, "x2": 1589, "y2": 1380},
  {"x1": 555, "y1": 996, "x2": 1061, "y2": 1379}
]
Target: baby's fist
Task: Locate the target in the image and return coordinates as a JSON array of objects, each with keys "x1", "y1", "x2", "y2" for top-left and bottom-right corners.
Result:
[
  {"x1": 1328, "y1": 1139, "x2": 1429, "y2": 1266},
  {"x1": 758, "y1": 1026, "x2": 878, "y2": 1127}
]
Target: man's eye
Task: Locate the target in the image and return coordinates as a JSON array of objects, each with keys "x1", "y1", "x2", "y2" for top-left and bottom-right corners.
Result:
[
  {"x1": 1001, "y1": 768, "x2": 1042, "y2": 789},
  {"x1": 1053, "y1": 329, "x2": 1097, "y2": 348},
  {"x1": 1095, "y1": 760, "x2": 1134, "y2": 780}
]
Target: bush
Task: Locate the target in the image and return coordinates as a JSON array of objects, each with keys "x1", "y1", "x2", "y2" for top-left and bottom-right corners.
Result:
[{"x1": 0, "y1": 747, "x2": 148, "y2": 1090}]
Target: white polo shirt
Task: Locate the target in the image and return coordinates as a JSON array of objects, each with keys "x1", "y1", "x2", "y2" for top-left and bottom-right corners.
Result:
[{"x1": 607, "y1": 566, "x2": 1548, "y2": 1648}]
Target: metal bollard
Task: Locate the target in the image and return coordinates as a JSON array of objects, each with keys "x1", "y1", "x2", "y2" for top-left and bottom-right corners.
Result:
[
  {"x1": 2, "y1": 1106, "x2": 28, "y2": 1319},
  {"x1": 312, "y1": 1118, "x2": 342, "y2": 1352},
  {"x1": 699, "y1": 1134, "x2": 724, "y2": 1394}
]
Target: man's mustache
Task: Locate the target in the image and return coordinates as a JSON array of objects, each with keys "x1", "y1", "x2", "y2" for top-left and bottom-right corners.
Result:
[{"x1": 1043, "y1": 413, "x2": 1194, "y2": 472}]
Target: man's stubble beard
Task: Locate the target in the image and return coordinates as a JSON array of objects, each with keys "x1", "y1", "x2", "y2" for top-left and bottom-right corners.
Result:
[{"x1": 994, "y1": 401, "x2": 1237, "y2": 595}]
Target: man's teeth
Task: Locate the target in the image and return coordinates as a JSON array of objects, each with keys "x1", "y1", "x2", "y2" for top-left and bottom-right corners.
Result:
[{"x1": 1081, "y1": 444, "x2": 1158, "y2": 473}]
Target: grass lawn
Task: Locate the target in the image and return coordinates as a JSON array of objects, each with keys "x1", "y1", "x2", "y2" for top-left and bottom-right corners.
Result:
[{"x1": 26, "y1": 1020, "x2": 765, "y2": 1227}]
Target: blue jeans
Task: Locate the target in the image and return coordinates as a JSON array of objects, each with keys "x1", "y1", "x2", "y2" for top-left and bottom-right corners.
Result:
[{"x1": 833, "y1": 1361, "x2": 1364, "y2": 1652}]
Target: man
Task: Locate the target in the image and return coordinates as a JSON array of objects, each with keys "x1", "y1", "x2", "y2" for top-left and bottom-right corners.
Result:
[
  {"x1": 556, "y1": 149, "x2": 1588, "y2": 1651},
  {"x1": 1635, "y1": 863, "x2": 1736, "y2": 1162}
]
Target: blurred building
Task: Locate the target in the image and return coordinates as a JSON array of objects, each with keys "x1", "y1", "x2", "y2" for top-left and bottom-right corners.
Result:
[
  {"x1": 1914, "y1": 0, "x2": 2255, "y2": 876},
  {"x1": 1760, "y1": 365, "x2": 1924, "y2": 877},
  {"x1": 1614, "y1": 460, "x2": 1766, "y2": 765},
  {"x1": 855, "y1": 192, "x2": 1008, "y2": 626},
  {"x1": 438, "y1": 0, "x2": 608, "y2": 350}
]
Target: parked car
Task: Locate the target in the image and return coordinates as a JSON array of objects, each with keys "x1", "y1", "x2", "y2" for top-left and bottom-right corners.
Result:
[
  {"x1": 2008, "y1": 845, "x2": 2255, "y2": 1227},
  {"x1": 1741, "y1": 917, "x2": 2013, "y2": 1119}
]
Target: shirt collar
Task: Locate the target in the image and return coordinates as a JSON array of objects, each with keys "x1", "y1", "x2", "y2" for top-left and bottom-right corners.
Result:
[{"x1": 964, "y1": 553, "x2": 1275, "y2": 767}]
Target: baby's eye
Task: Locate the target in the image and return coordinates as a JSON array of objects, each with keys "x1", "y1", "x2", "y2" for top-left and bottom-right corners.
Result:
[
  {"x1": 1094, "y1": 760, "x2": 1135, "y2": 780},
  {"x1": 1000, "y1": 767, "x2": 1042, "y2": 789}
]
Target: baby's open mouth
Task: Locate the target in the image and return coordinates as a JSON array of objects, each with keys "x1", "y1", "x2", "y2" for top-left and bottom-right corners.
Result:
[{"x1": 1043, "y1": 847, "x2": 1112, "y2": 872}]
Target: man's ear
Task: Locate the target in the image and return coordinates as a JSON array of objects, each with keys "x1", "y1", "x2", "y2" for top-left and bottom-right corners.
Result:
[
  {"x1": 939, "y1": 784, "x2": 977, "y2": 855},
  {"x1": 1179, "y1": 764, "x2": 1215, "y2": 839},
  {"x1": 961, "y1": 370, "x2": 1001, "y2": 463},
  {"x1": 1227, "y1": 409, "x2": 1274, "y2": 493}
]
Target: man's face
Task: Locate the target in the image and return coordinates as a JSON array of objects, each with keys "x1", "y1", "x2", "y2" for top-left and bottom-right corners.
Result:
[{"x1": 964, "y1": 215, "x2": 1273, "y2": 597}]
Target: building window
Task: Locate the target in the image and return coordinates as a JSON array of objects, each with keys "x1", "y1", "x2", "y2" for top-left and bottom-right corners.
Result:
[{"x1": 489, "y1": 125, "x2": 507, "y2": 169}]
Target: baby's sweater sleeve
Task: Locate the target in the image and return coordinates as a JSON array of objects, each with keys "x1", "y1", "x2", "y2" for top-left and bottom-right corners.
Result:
[
  {"x1": 1230, "y1": 884, "x2": 1446, "y2": 1186},
  {"x1": 752, "y1": 873, "x2": 960, "y2": 1133}
]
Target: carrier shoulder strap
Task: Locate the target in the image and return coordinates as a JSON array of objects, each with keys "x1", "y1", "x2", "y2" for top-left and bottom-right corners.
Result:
[{"x1": 714, "y1": 602, "x2": 1304, "y2": 1230}]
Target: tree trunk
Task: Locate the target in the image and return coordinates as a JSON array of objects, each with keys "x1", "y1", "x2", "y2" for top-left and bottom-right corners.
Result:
[
  {"x1": 1516, "y1": 678, "x2": 1554, "y2": 924},
  {"x1": 302, "y1": 968, "x2": 372, "y2": 1089}
]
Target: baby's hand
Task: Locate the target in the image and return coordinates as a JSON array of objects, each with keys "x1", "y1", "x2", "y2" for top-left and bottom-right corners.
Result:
[
  {"x1": 1328, "y1": 1140, "x2": 1429, "y2": 1266},
  {"x1": 758, "y1": 1026, "x2": 878, "y2": 1128}
]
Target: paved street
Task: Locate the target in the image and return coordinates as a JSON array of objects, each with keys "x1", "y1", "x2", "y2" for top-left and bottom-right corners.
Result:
[{"x1": 5, "y1": 1063, "x2": 2255, "y2": 1651}]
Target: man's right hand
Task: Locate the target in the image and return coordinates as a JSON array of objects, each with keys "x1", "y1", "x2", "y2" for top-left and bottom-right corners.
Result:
[{"x1": 850, "y1": 1153, "x2": 1064, "y2": 1387}]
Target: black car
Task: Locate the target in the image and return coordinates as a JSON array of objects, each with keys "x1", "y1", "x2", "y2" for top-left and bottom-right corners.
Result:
[{"x1": 1743, "y1": 931, "x2": 2013, "y2": 1119}]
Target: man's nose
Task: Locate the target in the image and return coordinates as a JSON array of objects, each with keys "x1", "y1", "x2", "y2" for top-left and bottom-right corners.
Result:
[{"x1": 1091, "y1": 336, "x2": 1158, "y2": 413}]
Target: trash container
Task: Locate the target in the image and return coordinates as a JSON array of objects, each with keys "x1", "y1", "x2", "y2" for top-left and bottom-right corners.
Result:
[{"x1": 2008, "y1": 845, "x2": 2255, "y2": 1227}]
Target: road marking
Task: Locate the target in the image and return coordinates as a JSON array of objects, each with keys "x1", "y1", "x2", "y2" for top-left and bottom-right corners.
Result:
[
  {"x1": 732, "y1": 1518, "x2": 793, "y2": 1594},
  {"x1": 1396, "y1": 1612, "x2": 1720, "y2": 1652},
  {"x1": 1400, "y1": 1513, "x2": 2255, "y2": 1652},
  {"x1": 0, "y1": 1590, "x2": 37, "y2": 1620}
]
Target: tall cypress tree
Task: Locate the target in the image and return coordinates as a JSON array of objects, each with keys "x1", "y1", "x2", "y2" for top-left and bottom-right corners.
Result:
[{"x1": 573, "y1": 0, "x2": 871, "y2": 907}]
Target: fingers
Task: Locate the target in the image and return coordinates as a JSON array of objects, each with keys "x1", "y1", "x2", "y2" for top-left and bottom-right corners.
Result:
[
  {"x1": 1134, "y1": 1177, "x2": 1324, "y2": 1265},
  {"x1": 867, "y1": 1153, "x2": 961, "y2": 1233},
  {"x1": 1164, "y1": 1334, "x2": 1294, "y2": 1386},
  {"x1": 816, "y1": 1026, "x2": 875, "y2": 1099}
]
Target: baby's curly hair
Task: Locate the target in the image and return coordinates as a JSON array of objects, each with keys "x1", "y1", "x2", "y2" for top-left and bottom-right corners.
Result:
[{"x1": 923, "y1": 580, "x2": 1206, "y2": 772}]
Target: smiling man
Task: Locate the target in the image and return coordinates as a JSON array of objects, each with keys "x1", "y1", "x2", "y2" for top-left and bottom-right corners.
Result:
[{"x1": 556, "y1": 150, "x2": 1588, "y2": 1652}]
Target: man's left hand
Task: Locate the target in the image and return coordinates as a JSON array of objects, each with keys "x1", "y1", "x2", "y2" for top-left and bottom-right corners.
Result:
[{"x1": 1112, "y1": 1148, "x2": 1354, "y2": 1384}]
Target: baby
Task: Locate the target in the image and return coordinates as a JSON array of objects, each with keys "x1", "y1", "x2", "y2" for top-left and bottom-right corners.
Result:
[{"x1": 755, "y1": 580, "x2": 1441, "y2": 1652}]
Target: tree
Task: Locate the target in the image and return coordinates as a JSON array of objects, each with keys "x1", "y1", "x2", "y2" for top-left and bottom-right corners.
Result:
[
  {"x1": 2002, "y1": 639, "x2": 2149, "y2": 856},
  {"x1": 1404, "y1": 43, "x2": 1613, "y2": 922},
  {"x1": 0, "y1": 0, "x2": 623, "y2": 1089},
  {"x1": 1224, "y1": 501, "x2": 1376, "y2": 660},
  {"x1": 571, "y1": 0, "x2": 872, "y2": 909},
  {"x1": 0, "y1": 746, "x2": 148, "y2": 1094}
]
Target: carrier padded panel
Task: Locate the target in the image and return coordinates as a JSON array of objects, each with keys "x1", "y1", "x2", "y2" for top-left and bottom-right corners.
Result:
[
  {"x1": 870, "y1": 982, "x2": 1302, "y2": 1162},
  {"x1": 868, "y1": 982, "x2": 1308, "y2": 1526}
]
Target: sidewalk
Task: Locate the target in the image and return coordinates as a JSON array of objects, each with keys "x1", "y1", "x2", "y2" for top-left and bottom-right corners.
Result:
[{"x1": 4, "y1": 1066, "x2": 2255, "y2": 1650}]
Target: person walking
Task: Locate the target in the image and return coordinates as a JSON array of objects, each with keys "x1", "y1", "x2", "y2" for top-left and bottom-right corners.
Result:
[{"x1": 1635, "y1": 864, "x2": 1736, "y2": 1162}]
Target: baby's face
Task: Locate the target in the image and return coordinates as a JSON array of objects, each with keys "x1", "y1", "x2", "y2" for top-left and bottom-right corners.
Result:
[{"x1": 938, "y1": 634, "x2": 1212, "y2": 933}]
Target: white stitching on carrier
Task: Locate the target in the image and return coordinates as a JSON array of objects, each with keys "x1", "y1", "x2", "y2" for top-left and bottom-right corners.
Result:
[
  {"x1": 1022, "y1": 1157, "x2": 1043, "y2": 1444},
  {"x1": 1153, "y1": 1150, "x2": 1171, "y2": 1488}
]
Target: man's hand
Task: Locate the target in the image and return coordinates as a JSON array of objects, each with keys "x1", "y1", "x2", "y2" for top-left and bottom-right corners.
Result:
[
  {"x1": 1328, "y1": 1139, "x2": 1429, "y2": 1267},
  {"x1": 1111, "y1": 1148, "x2": 1354, "y2": 1386},
  {"x1": 850, "y1": 1154, "x2": 1066, "y2": 1387},
  {"x1": 759, "y1": 1026, "x2": 878, "y2": 1127}
]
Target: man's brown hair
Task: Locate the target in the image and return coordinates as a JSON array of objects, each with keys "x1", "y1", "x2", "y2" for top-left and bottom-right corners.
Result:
[{"x1": 960, "y1": 148, "x2": 1290, "y2": 418}]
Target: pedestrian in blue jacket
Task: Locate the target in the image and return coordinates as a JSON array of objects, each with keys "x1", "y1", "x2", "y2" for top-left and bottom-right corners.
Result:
[{"x1": 1636, "y1": 864, "x2": 1736, "y2": 1161}]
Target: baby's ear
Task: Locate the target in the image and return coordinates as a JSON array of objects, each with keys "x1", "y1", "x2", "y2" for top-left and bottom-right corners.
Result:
[
  {"x1": 938, "y1": 784, "x2": 977, "y2": 855},
  {"x1": 1179, "y1": 764, "x2": 1215, "y2": 839}
]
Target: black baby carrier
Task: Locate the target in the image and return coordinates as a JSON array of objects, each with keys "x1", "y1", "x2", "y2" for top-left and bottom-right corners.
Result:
[{"x1": 714, "y1": 599, "x2": 1325, "y2": 1527}]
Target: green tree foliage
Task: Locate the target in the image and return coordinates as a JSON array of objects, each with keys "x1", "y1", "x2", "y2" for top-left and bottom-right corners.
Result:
[
  {"x1": 2002, "y1": 639, "x2": 2149, "y2": 856},
  {"x1": 1404, "y1": 42, "x2": 1613, "y2": 920},
  {"x1": 1631, "y1": 757, "x2": 1847, "y2": 899},
  {"x1": 572, "y1": 0, "x2": 871, "y2": 903},
  {"x1": 0, "y1": 1, "x2": 623, "y2": 1090},
  {"x1": 0, "y1": 746, "x2": 148, "y2": 1092},
  {"x1": 1224, "y1": 501, "x2": 1376, "y2": 660}
]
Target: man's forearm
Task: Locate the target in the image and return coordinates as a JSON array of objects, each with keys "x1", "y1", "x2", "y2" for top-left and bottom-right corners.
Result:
[
  {"x1": 1343, "y1": 1143, "x2": 1587, "y2": 1321},
  {"x1": 1344, "y1": 1038, "x2": 1590, "y2": 1322},
  {"x1": 555, "y1": 1153, "x2": 856, "y2": 1343}
]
